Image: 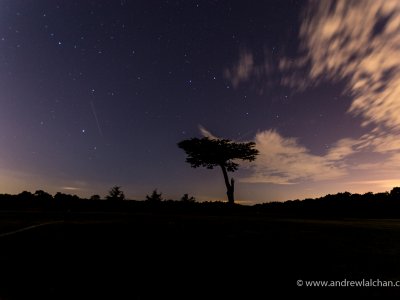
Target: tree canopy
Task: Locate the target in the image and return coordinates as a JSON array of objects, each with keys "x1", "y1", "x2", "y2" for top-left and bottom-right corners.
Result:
[
  {"x1": 178, "y1": 137, "x2": 258, "y2": 172},
  {"x1": 146, "y1": 189, "x2": 163, "y2": 202},
  {"x1": 178, "y1": 137, "x2": 259, "y2": 204},
  {"x1": 106, "y1": 186, "x2": 125, "y2": 201}
]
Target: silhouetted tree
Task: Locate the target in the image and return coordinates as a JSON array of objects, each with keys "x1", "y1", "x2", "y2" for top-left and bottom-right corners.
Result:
[
  {"x1": 54, "y1": 192, "x2": 79, "y2": 201},
  {"x1": 90, "y1": 194, "x2": 101, "y2": 201},
  {"x1": 178, "y1": 137, "x2": 258, "y2": 204},
  {"x1": 34, "y1": 190, "x2": 53, "y2": 201},
  {"x1": 54, "y1": 192, "x2": 69, "y2": 201},
  {"x1": 106, "y1": 186, "x2": 125, "y2": 201},
  {"x1": 146, "y1": 189, "x2": 163, "y2": 202},
  {"x1": 390, "y1": 187, "x2": 400, "y2": 197},
  {"x1": 18, "y1": 191, "x2": 34, "y2": 201},
  {"x1": 181, "y1": 193, "x2": 196, "y2": 202}
]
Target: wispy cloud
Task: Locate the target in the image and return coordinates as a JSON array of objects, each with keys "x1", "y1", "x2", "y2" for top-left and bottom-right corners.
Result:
[
  {"x1": 198, "y1": 124, "x2": 218, "y2": 139},
  {"x1": 223, "y1": 0, "x2": 400, "y2": 187},
  {"x1": 349, "y1": 179, "x2": 400, "y2": 190},
  {"x1": 298, "y1": 0, "x2": 400, "y2": 130},
  {"x1": 244, "y1": 130, "x2": 400, "y2": 185},
  {"x1": 224, "y1": 48, "x2": 279, "y2": 94},
  {"x1": 199, "y1": 126, "x2": 358, "y2": 185},
  {"x1": 223, "y1": 50, "x2": 254, "y2": 89},
  {"x1": 61, "y1": 186, "x2": 81, "y2": 191},
  {"x1": 226, "y1": 1, "x2": 400, "y2": 131},
  {"x1": 198, "y1": 124, "x2": 400, "y2": 188},
  {"x1": 325, "y1": 138, "x2": 358, "y2": 162},
  {"x1": 242, "y1": 130, "x2": 348, "y2": 184}
]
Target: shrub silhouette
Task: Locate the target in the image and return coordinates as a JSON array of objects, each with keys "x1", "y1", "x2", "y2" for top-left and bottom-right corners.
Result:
[
  {"x1": 146, "y1": 189, "x2": 163, "y2": 202},
  {"x1": 90, "y1": 194, "x2": 101, "y2": 201},
  {"x1": 181, "y1": 193, "x2": 196, "y2": 202},
  {"x1": 106, "y1": 186, "x2": 125, "y2": 201},
  {"x1": 178, "y1": 137, "x2": 258, "y2": 204}
]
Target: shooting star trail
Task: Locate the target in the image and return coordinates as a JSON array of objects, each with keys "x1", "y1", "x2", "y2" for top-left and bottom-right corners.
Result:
[{"x1": 90, "y1": 101, "x2": 104, "y2": 137}]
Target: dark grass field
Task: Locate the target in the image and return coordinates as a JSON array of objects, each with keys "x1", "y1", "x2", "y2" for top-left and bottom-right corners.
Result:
[{"x1": 1, "y1": 211, "x2": 400, "y2": 299}]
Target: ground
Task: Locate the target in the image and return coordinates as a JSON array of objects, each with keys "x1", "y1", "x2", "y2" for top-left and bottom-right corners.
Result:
[{"x1": 1, "y1": 211, "x2": 400, "y2": 299}]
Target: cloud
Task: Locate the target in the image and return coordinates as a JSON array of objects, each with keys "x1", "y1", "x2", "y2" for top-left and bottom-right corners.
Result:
[
  {"x1": 199, "y1": 123, "x2": 400, "y2": 186},
  {"x1": 224, "y1": 50, "x2": 254, "y2": 88},
  {"x1": 325, "y1": 138, "x2": 358, "y2": 162},
  {"x1": 198, "y1": 124, "x2": 218, "y2": 139},
  {"x1": 354, "y1": 152, "x2": 400, "y2": 172},
  {"x1": 356, "y1": 131, "x2": 400, "y2": 153},
  {"x1": 197, "y1": 125, "x2": 400, "y2": 187},
  {"x1": 198, "y1": 126, "x2": 360, "y2": 185},
  {"x1": 223, "y1": 0, "x2": 400, "y2": 186},
  {"x1": 242, "y1": 130, "x2": 349, "y2": 184},
  {"x1": 61, "y1": 186, "x2": 81, "y2": 191},
  {"x1": 226, "y1": 1, "x2": 400, "y2": 131},
  {"x1": 298, "y1": 0, "x2": 400, "y2": 130},
  {"x1": 243, "y1": 128, "x2": 400, "y2": 185},
  {"x1": 224, "y1": 48, "x2": 279, "y2": 94},
  {"x1": 349, "y1": 179, "x2": 400, "y2": 190}
]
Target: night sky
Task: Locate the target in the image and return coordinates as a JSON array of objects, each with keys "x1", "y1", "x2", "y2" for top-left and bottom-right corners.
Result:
[{"x1": 1, "y1": 0, "x2": 400, "y2": 203}]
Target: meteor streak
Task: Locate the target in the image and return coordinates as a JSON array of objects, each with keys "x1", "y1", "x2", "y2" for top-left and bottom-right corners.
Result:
[{"x1": 90, "y1": 101, "x2": 103, "y2": 137}]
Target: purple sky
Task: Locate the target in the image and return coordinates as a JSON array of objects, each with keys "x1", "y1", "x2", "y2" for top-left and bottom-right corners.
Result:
[{"x1": 1, "y1": 0, "x2": 400, "y2": 203}]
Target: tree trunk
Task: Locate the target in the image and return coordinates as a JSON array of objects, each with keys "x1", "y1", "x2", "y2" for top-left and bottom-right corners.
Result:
[{"x1": 220, "y1": 165, "x2": 234, "y2": 205}]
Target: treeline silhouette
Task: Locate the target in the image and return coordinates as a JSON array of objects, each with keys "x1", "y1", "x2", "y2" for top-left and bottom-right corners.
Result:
[
  {"x1": 255, "y1": 187, "x2": 400, "y2": 218},
  {"x1": 1, "y1": 187, "x2": 400, "y2": 218},
  {"x1": 0, "y1": 188, "x2": 235, "y2": 215}
]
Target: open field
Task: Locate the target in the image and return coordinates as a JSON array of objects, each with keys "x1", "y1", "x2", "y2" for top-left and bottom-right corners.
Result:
[{"x1": 1, "y1": 211, "x2": 400, "y2": 299}]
